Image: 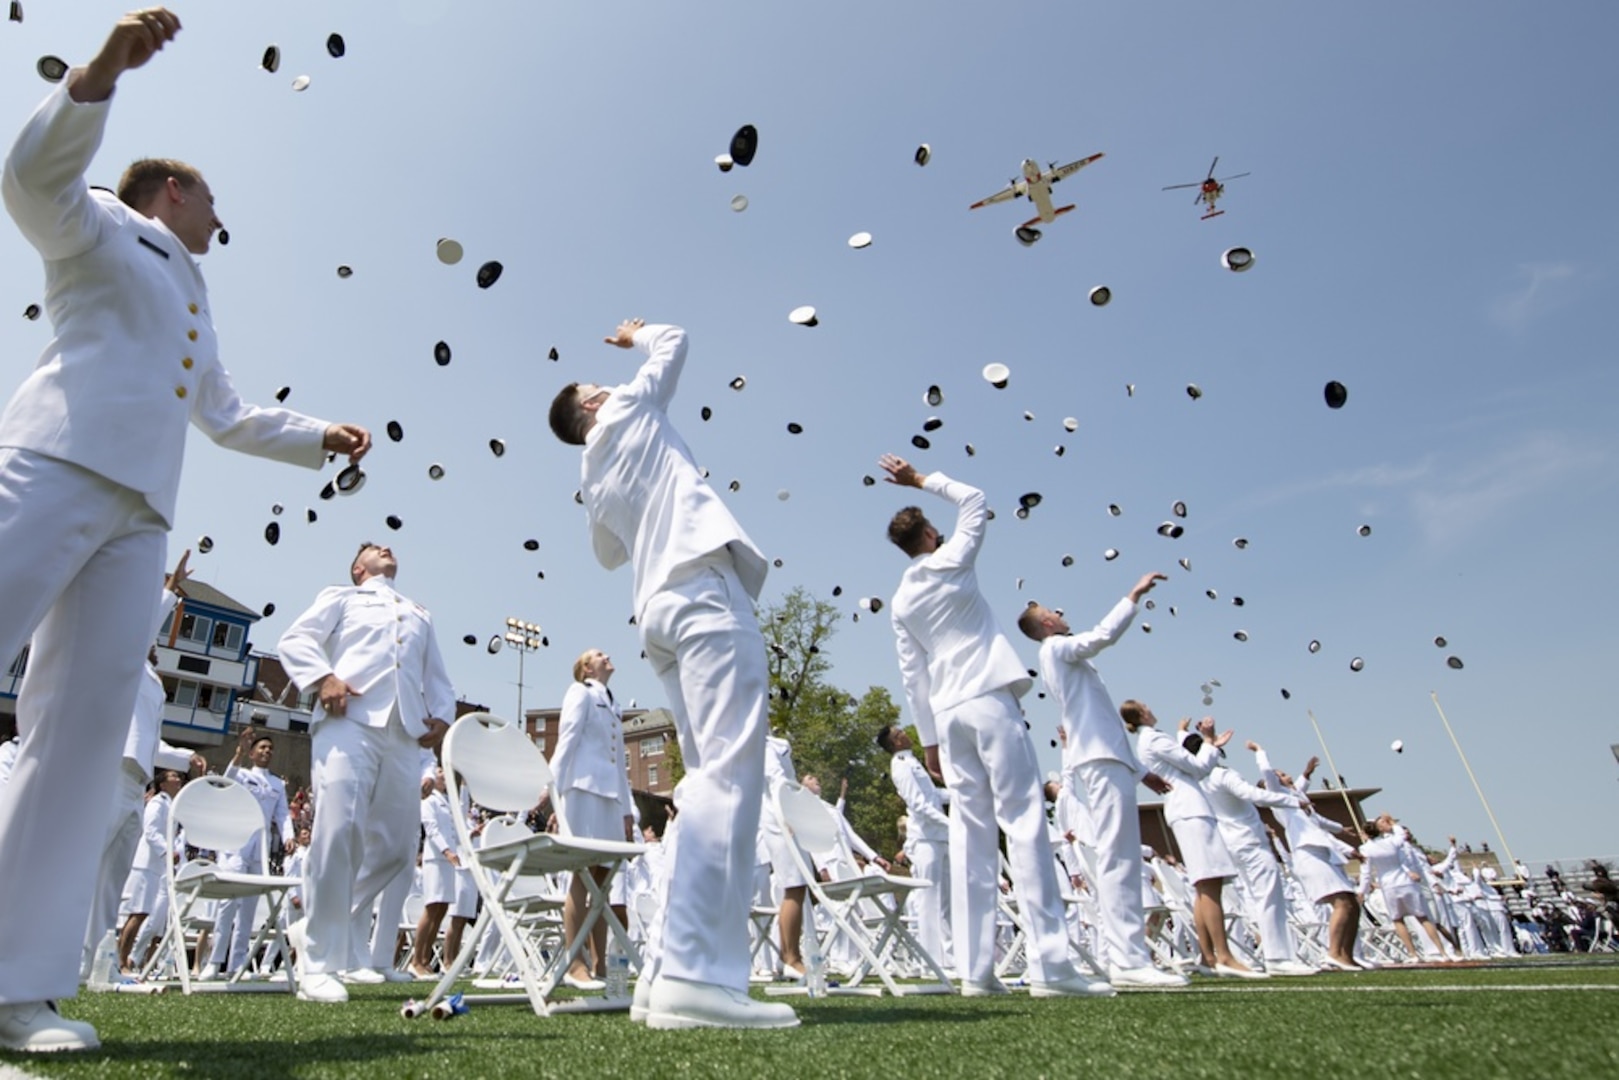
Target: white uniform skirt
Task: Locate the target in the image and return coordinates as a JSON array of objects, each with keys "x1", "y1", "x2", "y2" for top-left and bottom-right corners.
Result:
[
  {"x1": 451, "y1": 865, "x2": 478, "y2": 920},
  {"x1": 1170, "y1": 816, "x2": 1238, "y2": 884},
  {"x1": 421, "y1": 857, "x2": 458, "y2": 906},
  {"x1": 1292, "y1": 845, "x2": 1355, "y2": 903},
  {"x1": 124, "y1": 866, "x2": 164, "y2": 915},
  {"x1": 559, "y1": 789, "x2": 625, "y2": 843},
  {"x1": 1381, "y1": 881, "x2": 1431, "y2": 922}
]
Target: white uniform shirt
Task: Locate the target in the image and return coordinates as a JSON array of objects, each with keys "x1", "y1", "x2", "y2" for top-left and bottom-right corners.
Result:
[
  {"x1": 1036, "y1": 596, "x2": 1142, "y2": 774},
  {"x1": 277, "y1": 575, "x2": 455, "y2": 739},
  {"x1": 130, "y1": 791, "x2": 172, "y2": 872},
  {"x1": 580, "y1": 323, "x2": 768, "y2": 618},
  {"x1": 123, "y1": 591, "x2": 190, "y2": 773},
  {"x1": 890, "y1": 473, "x2": 1032, "y2": 747}
]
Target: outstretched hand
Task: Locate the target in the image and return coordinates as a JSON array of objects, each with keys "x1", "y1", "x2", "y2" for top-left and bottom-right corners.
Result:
[
  {"x1": 604, "y1": 317, "x2": 645, "y2": 348},
  {"x1": 166, "y1": 548, "x2": 193, "y2": 596},
  {"x1": 879, "y1": 453, "x2": 925, "y2": 489},
  {"x1": 73, "y1": 7, "x2": 182, "y2": 103},
  {"x1": 1128, "y1": 572, "x2": 1167, "y2": 604},
  {"x1": 323, "y1": 424, "x2": 371, "y2": 463}
]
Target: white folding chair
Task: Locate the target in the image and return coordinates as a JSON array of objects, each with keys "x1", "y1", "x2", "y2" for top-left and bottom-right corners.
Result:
[
  {"x1": 407, "y1": 713, "x2": 644, "y2": 1019},
  {"x1": 147, "y1": 775, "x2": 298, "y2": 995},
  {"x1": 771, "y1": 781, "x2": 953, "y2": 997}
]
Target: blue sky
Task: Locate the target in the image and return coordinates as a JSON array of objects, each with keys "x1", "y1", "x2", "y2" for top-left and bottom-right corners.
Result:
[{"x1": 2, "y1": 2, "x2": 1614, "y2": 865}]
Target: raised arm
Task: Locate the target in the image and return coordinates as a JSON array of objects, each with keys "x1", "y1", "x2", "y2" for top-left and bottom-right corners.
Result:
[{"x1": 615, "y1": 322, "x2": 688, "y2": 412}]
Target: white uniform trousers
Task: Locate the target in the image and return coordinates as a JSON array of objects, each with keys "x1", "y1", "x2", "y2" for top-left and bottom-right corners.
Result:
[
  {"x1": 1075, "y1": 759, "x2": 1154, "y2": 971},
  {"x1": 0, "y1": 449, "x2": 166, "y2": 1004},
  {"x1": 637, "y1": 555, "x2": 768, "y2": 992},
  {"x1": 909, "y1": 838, "x2": 952, "y2": 972},
  {"x1": 1219, "y1": 825, "x2": 1294, "y2": 963},
  {"x1": 938, "y1": 688, "x2": 1077, "y2": 987},
  {"x1": 83, "y1": 759, "x2": 152, "y2": 975},
  {"x1": 303, "y1": 711, "x2": 421, "y2": 973},
  {"x1": 368, "y1": 860, "x2": 415, "y2": 970}
]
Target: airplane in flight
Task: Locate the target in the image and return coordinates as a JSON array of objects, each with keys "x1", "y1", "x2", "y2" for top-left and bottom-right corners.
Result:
[{"x1": 970, "y1": 153, "x2": 1105, "y2": 245}]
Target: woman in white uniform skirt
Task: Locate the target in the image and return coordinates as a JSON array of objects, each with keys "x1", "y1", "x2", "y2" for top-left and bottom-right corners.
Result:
[
  {"x1": 550, "y1": 649, "x2": 634, "y2": 990},
  {"x1": 1124, "y1": 702, "x2": 1263, "y2": 978}
]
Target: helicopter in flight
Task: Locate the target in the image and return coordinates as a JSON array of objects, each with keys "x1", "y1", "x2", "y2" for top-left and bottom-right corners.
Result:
[{"x1": 1162, "y1": 156, "x2": 1250, "y2": 220}]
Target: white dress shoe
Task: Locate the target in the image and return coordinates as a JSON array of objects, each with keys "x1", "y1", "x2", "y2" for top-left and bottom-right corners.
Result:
[
  {"x1": 195, "y1": 964, "x2": 219, "y2": 982},
  {"x1": 0, "y1": 1001, "x2": 99, "y2": 1053},
  {"x1": 340, "y1": 968, "x2": 386, "y2": 985},
  {"x1": 1264, "y1": 960, "x2": 1319, "y2": 977},
  {"x1": 1214, "y1": 963, "x2": 1269, "y2": 980},
  {"x1": 646, "y1": 976, "x2": 800, "y2": 1030},
  {"x1": 1319, "y1": 956, "x2": 1363, "y2": 973},
  {"x1": 778, "y1": 964, "x2": 806, "y2": 982},
  {"x1": 1028, "y1": 974, "x2": 1117, "y2": 998},
  {"x1": 296, "y1": 972, "x2": 350, "y2": 1004},
  {"x1": 960, "y1": 977, "x2": 1012, "y2": 997},
  {"x1": 379, "y1": 967, "x2": 415, "y2": 984},
  {"x1": 1110, "y1": 966, "x2": 1189, "y2": 988},
  {"x1": 562, "y1": 973, "x2": 606, "y2": 992}
]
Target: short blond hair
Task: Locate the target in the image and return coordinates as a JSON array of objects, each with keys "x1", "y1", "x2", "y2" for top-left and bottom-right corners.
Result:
[{"x1": 572, "y1": 650, "x2": 596, "y2": 684}]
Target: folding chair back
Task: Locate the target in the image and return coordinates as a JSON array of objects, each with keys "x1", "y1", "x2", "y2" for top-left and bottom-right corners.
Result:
[
  {"x1": 775, "y1": 782, "x2": 843, "y2": 857},
  {"x1": 171, "y1": 776, "x2": 270, "y2": 872},
  {"x1": 443, "y1": 712, "x2": 552, "y2": 818}
]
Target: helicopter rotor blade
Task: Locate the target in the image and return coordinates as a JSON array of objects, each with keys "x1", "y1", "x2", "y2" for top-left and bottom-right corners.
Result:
[
  {"x1": 1161, "y1": 181, "x2": 1200, "y2": 191},
  {"x1": 1215, "y1": 172, "x2": 1251, "y2": 182},
  {"x1": 1207, "y1": 156, "x2": 1219, "y2": 180}
]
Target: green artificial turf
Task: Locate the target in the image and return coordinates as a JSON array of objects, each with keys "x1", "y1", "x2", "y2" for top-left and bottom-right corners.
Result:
[{"x1": 9, "y1": 958, "x2": 1619, "y2": 1079}]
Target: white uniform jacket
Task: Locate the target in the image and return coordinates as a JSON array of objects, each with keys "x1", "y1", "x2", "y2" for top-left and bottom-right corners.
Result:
[
  {"x1": 1254, "y1": 751, "x2": 1353, "y2": 860},
  {"x1": 421, "y1": 789, "x2": 460, "y2": 864},
  {"x1": 123, "y1": 590, "x2": 190, "y2": 772},
  {"x1": 550, "y1": 678, "x2": 632, "y2": 814},
  {"x1": 276, "y1": 576, "x2": 455, "y2": 739},
  {"x1": 890, "y1": 473, "x2": 1032, "y2": 747},
  {"x1": 0, "y1": 85, "x2": 330, "y2": 527},
  {"x1": 1202, "y1": 763, "x2": 1304, "y2": 844},
  {"x1": 1136, "y1": 726, "x2": 1219, "y2": 825},
  {"x1": 1037, "y1": 595, "x2": 1142, "y2": 775},
  {"x1": 889, "y1": 749, "x2": 950, "y2": 843},
  {"x1": 580, "y1": 324, "x2": 768, "y2": 618},
  {"x1": 224, "y1": 763, "x2": 294, "y2": 848},
  {"x1": 129, "y1": 791, "x2": 171, "y2": 873}
]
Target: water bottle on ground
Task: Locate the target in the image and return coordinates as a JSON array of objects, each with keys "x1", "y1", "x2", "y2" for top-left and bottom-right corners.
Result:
[
  {"x1": 802, "y1": 917, "x2": 826, "y2": 998},
  {"x1": 88, "y1": 929, "x2": 119, "y2": 991},
  {"x1": 604, "y1": 935, "x2": 630, "y2": 1000}
]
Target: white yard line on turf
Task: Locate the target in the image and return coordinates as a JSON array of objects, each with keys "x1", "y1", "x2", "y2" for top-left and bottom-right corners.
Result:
[{"x1": 1170, "y1": 983, "x2": 1619, "y2": 993}]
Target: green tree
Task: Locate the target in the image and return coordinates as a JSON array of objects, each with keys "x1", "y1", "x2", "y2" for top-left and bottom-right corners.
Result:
[{"x1": 761, "y1": 588, "x2": 904, "y2": 860}]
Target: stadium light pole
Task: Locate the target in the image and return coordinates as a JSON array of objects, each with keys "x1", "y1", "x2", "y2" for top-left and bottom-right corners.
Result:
[{"x1": 502, "y1": 616, "x2": 544, "y2": 724}]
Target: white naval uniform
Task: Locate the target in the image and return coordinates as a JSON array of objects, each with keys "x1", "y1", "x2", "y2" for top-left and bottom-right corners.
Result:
[
  {"x1": 551, "y1": 679, "x2": 632, "y2": 842},
  {"x1": 1359, "y1": 827, "x2": 1431, "y2": 923},
  {"x1": 1136, "y1": 728, "x2": 1234, "y2": 885},
  {"x1": 0, "y1": 85, "x2": 332, "y2": 1007},
  {"x1": 278, "y1": 575, "x2": 454, "y2": 974},
  {"x1": 1037, "y1": 593, "x2": 1155, "y2": 972},
  {"x1": 578, "y1": 323, "x2": 771, "y2": 993},
  {"x1": 760, "y1": 735, "x2": 806, "y2": 891},
  {"x1": 122, "y1": 792, "x2": 173, "y2": 916},
  {"x1": 888, "y1": 749, "x2": 952, "y2": 970},
  {"x1": 419, "y1": 789, "x2": 462, "y2": 905},
  {"x1": 890, "y1": 472, "x2": 1077, "y2": 988},
  {"x1": 1255, "y1": 751, "x2": 1356, "y2": 904},
  {"x1": 1201, "y1": 764, "x2": 1305, "y2": 964}
]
